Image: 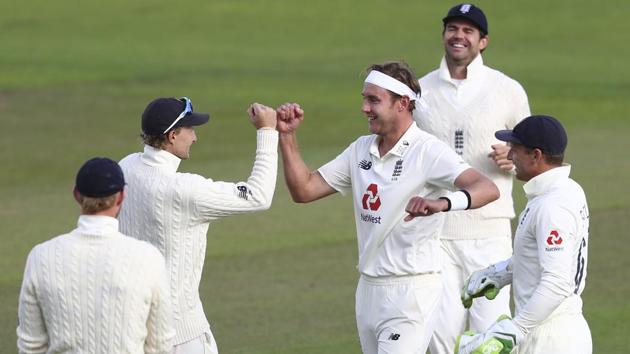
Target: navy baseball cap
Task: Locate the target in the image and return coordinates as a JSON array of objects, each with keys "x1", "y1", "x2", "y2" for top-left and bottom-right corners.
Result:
[
  {"x1": 443, "y1": 3, "x2": 488, "y2": 35},
  {"x1": 495, "y1": 115, "x2": 568, "y2": 155},
  {"x1": 75, "y1": 157, "x2": 125, "y2": 198},
  {"x1": 142, "y1": 97, "x2": 210, "y2": 135}
]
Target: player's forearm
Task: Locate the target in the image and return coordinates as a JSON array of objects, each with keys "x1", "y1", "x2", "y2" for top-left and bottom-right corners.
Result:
[
  {"x1": 513, "y1": 277, "x2": 569, "y2": 334},
  {"x1": 242, "y1": 129, "x2": 279, "y2": 208},
  {"x1": 279, "y1": 132, "x2": 319, "y2": 203},
  {"x1": 455, "y1": 168, "x2": 500, "y2": 209}
]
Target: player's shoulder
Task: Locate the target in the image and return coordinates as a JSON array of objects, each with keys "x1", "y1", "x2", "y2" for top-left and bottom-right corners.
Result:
[
  {"x1": 352, "y1": 134, "x2": 377, "y2": 149},
  {"x1": 484, "y1": 66, "x2": 527, "y2": 92},
  {"x1": 26, "y1": 233, "x2": 74, "y2": 262},
  {"x1": 535, "y1": 179, "x2": 587, "y2": 215},
  {"x1": 119, "y1": 234, "x2": 164, "y2": 261},
  {"x1": 176, "y1": 171, "x2": 214, "y2": 185},
  {"x1": 119, "y1": 152, "x2": 141, "y2": 168},
  {"x1": 418, "y1": 68, "x2": 440, "y2": 87}
]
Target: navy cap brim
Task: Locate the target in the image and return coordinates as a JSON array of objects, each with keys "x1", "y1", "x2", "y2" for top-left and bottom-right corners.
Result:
[
  {"x1": 495, "y1": 129, "x2": 522, "y2": 144},
  {"x1": 174, "y1": 112, "x2": 210, "y2": 129}
]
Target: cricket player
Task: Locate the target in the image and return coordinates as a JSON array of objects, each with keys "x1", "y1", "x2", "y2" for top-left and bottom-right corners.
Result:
[
  {"x1": 412, "y1": 4, "x2": 531, "y2": 353},
  {"x1": 457, "y1": 115, "x2": 592, "y2": 354},
  {"x1": 17, "y1": 157, "x2": 174, "y2": 354},
  {"x1": 276, "y1": 61, "x2": 500, "y2": 354},
  {"x1": 118, "y1": 97, "x2": 278, "y2": 353}
]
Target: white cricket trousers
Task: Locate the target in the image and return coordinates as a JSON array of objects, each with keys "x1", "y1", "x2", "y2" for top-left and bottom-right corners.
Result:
[
  {"x1": 515, "y1": 312, "x2": 591, "y2": 354},
  {"x1": 355, "y1": 273, "x2": 442, "y2": 354},
  {"x1": 429, "y1": 237, "x2": 513, "y2": 354},
  {"x1": 172, "y1": 332, "x2": 218, "y2": 354}
]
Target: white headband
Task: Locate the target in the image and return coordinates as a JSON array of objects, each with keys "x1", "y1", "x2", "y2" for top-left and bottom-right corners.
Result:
[{"x1": 364, "y1": 70, "x2": 419, "y2": 101}]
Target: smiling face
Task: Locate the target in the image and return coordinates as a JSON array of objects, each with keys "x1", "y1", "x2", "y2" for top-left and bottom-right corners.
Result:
[
  {"x1": 361, "y1": 83, "x2": 402, "y2": 137},
  {"x1": 443, "y1": 18, "x2": 488, "y2": 67},
  {"x1": 508, "y1": 143, "x2": 537, "y2": 181}
]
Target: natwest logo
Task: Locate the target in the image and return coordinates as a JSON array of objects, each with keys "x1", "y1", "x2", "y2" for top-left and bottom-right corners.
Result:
[
  {"x1": 361, "y1": 183, "x2": 381, "y2": 211},
  {"x1": 546, "y1": 230, "x2": 563, "y2": 246}
]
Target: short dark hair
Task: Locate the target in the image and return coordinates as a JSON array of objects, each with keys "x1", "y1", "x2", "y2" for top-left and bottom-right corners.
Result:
[
  {"x1": 543, "y1": 153, "x2": 564, "y2": 166},
  {"x1": 141, "y1": 127, "x2": 182, "y2": 149},
  {"x1": 366, "y1": 61, "x2": 421, "y2": 112},
  {"x1": 524, "y1": 146, "x2": 564, "y2": 166}
]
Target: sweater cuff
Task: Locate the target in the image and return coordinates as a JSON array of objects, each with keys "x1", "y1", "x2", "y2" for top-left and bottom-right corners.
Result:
[{"x1": 257, "y1": 129, "x2": 279, "y2": 151}]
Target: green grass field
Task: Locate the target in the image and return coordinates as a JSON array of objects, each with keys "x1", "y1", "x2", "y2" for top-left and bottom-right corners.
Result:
[{"x1": 2, "y1": 0, "x2": 629, "y2": 352}]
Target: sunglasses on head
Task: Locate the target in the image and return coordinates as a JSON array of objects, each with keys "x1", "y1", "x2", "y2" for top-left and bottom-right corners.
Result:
[{"x1": 163, "y1": 97, "x2": 193, "y2": 134}]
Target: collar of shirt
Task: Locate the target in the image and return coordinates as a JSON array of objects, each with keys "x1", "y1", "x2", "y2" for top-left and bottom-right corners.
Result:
[
  {"x1": 438, "y1": 54, "x2": 485, "y2": 84},
  {"x1": 369, "y1": 122, "x2": 422, "y2": 158},
  {"x1": 75, "y1": 215, "x2": 119, "y2": 237},
  {"x1": 140, "y1": 145, "x2": 181, "y2": 172},
  {"x1": 523, "y1": 164, "x2": 572, "y2": 199}
]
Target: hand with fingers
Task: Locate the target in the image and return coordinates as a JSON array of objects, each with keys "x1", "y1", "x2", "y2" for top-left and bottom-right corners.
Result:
[
  {"x1": 404, "y1": 196, "x2": 449, "y2": 221},
  {"x1": 461, "y1": 259, "x2": 512, "y2": 309},
  {"x1": 275, "y1": 102, "x2": 304, "y2": 134},
  {"x1": 488, "y1": 144, "x2": 513, "y2": 172},
  {"x1": 247, "y1": 103, "x2": 277, "y2": 129}
]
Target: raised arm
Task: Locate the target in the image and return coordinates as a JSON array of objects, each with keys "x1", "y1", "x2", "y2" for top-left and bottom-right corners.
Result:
[{"x1": 276, "y1": 103, "x2": 336, "y2": 203}]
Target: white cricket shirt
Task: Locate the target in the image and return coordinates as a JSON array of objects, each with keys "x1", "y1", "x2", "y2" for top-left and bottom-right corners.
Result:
[
  {"x1": 414, "y1": 55, "x2": 530, "y2": 239},
  {"x1": 318, "y1": 123, "x2": 470, "y2": 276},
  {"x1": 512, "y1": 165, "x2": 590, "y2": 333}
]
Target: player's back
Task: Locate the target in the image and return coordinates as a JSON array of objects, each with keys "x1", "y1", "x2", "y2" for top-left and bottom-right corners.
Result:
[{"x1": 22, "y1": 227, "x2": 167, "y2": 353}]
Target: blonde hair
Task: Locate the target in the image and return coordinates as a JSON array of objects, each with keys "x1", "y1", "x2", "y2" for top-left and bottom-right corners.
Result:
[{"x1": 76, "y1": 193, "x2": 118, "y2": 214}]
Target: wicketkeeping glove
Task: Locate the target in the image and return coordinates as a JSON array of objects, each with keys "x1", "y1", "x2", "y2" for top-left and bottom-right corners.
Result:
[
  {"x1": 461, "y1": 259, "x2": 512, "y2": 309},
  {"x1": 455, "y1": 315, "x2": 523, "y2": 354}
]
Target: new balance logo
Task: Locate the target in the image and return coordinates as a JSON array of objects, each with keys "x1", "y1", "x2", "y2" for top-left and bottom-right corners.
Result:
[
  {"x1": 359, "y1": 159, "x2": 372, "y2": 170},
  {"x1": 388, "y1": 333, "x2": 400, "y2": 341},
  {"x1": 460, "y1": 4, "x2": 472, "y2": 13}
]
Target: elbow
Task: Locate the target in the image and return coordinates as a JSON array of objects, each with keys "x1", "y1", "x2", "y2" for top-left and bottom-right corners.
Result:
[
  {"x1": 490, "y1": 182, "x2": 500, "y2": 202},
  {"x1": 290, "y1": 192, "x2": 312, "y2": 204}
]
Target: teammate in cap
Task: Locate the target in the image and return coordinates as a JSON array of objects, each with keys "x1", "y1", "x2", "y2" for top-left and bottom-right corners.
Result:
[
  {"x1": 276, "y1": 61, "x2": 499, "y2": 354},
  {"x1": 118, "y1": 98, "x2": 279, "y2": 353},
  {"x1": 17, "y1": 157, "x2": 174, "y2": 354},
  {"x1": 412, "y1": 4, "x2": 531, "y2": 353},
  {"x1": 457, "y1": 115, "x2": 592, "y2": 354}
]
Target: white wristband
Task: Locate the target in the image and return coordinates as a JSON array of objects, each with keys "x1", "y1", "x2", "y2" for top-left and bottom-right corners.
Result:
[{"x1": 440, "y1": 190, "x2": 471, "y2": 211}]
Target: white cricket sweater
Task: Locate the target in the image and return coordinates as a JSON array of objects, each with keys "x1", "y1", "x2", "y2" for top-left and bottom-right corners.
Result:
[
  {"x1": 118, "y1": 129, "x2": 278, "y2": 345},
  {"x1": 414, "y1": 55, "x2": 531, "y2": 239},
  {"x1": 17, "y1": 215, "x2": 175, "y2": 354}
]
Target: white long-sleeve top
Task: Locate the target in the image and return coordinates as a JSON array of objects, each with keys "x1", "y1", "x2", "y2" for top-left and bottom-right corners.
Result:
[
  {"x1": 118, "y1": 129, "x2": 278, "y2": 344},
  {"x1": 17, "y1": 215, "x2": 174, "y2": 354},
  {"x1": 414, "y1": 55, "x2": 531, "y2": 239},
  {"x1": 511, "y1": 165, "x2": 590, "y2": 333}
]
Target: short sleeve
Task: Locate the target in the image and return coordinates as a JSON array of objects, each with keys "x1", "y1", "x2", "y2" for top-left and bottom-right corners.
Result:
[{"x1": 318, "y1": 144, "x2": 353, "y2": 196}]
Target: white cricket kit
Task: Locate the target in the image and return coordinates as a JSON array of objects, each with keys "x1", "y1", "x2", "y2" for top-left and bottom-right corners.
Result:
[
  {"x1": 414, "y1": 55, "x2": 530, "y2": 240},
  {"x1": 512, "y1": 165, "x2": 591, "y2": 353},
  {"x1": 414, "y1": 55, "x2": 530, "y2": 354},
  {"x1": 119, "y1": 129, "x2": 278, "y2": 349},
  {"x1": 318, "y1": 123, "x2": 469, "y2": 354},
  {"x1": 17, "y1": 216, "x2": 174, "y2": 354}
]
